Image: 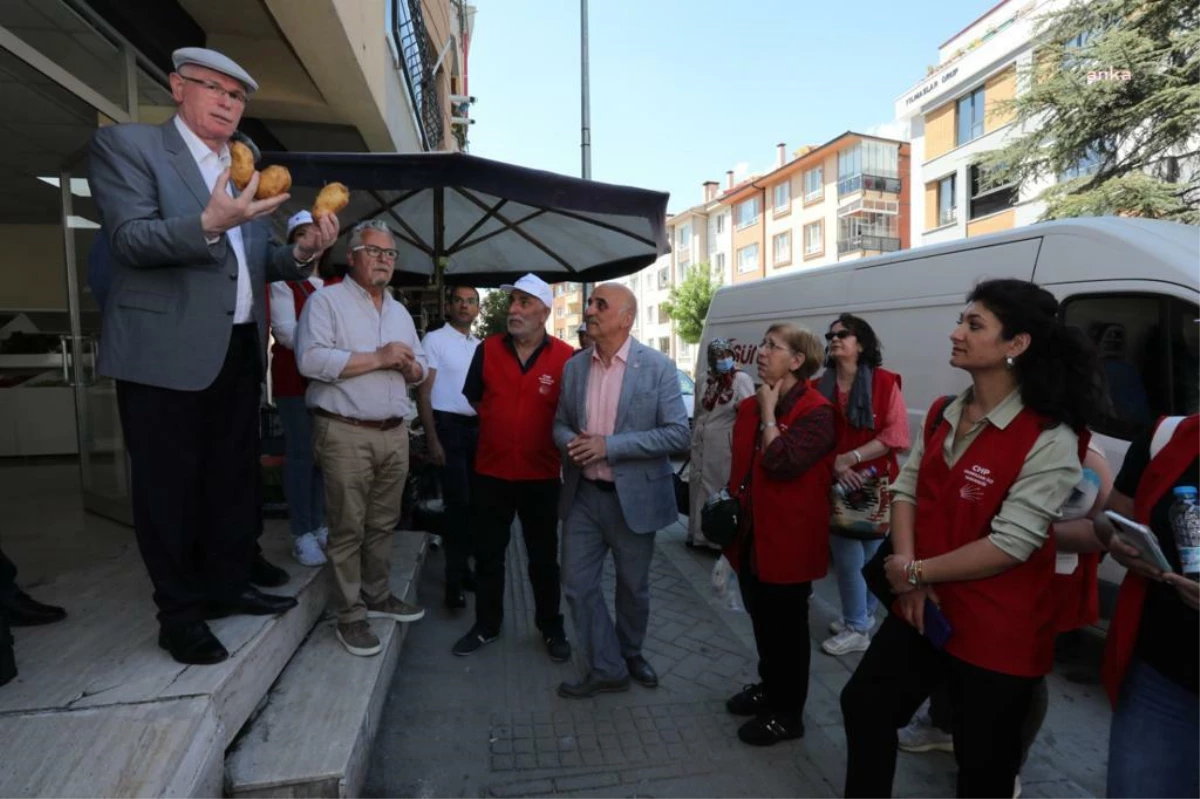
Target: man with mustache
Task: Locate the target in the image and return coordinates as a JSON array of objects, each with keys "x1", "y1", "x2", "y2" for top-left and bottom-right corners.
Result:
[
  {"x1": 452, "y1": 274, "x2": 574, "y2": 662},
  {"x1": 296, "y1": 220, "x2": 428, "y2": 657}
]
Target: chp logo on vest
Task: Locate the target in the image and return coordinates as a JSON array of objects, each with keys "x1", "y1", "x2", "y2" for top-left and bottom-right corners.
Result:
[
  {"x1": 537, "y1": 373, "x2": 556, "y2": 395},
  {"x1": 959, "y1": 464, "x2": 994, "y2": 501}
]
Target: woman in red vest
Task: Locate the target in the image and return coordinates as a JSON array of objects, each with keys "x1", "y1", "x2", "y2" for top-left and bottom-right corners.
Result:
[
  {"x1": 812, "y1": 313, "x2": 910, "y2": 657},
  {"x1": 268, "y1": 211, "x2": 342, "y2": 567},
  {"x1": 1095, "y1": 414, "x2": 1198, "y2": 798},
  {"x1": 721, "y1": 323, "x2": 835, "y2": 746},
  {"x1": 840, "y1": 279, "x2": 1105, "y2": 798}
]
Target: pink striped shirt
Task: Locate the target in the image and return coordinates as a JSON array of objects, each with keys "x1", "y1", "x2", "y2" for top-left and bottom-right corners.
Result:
[{"x1": 582, "y1": 336, "x2": 632, "y2": 481}]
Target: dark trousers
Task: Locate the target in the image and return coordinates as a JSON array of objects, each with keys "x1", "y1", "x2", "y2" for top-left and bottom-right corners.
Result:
[
  {"x1": 928, "y1": 673, "x2": 1050, "y2": 767},
  {"x1": 737, "y1": 566, "x2": 813, "y2": 718},
  {"x1": 0, "y1": 547, "x2": 12, "y2": 683},
  {"x1": 435, "y1": 412, "x2": 478, "y2": 591},
  {"x1": 841, "y1": 613, "x2": 1039, "y2": 798},
  {"x1": 470, "y1": 474, "x2": 562, "y2": 635},
  {"x1": 0, "y1": 547, "x2": 15, "y2": 603},
  {"x1": 117, "y1": 325, "x2": 262, "y2": 630}
]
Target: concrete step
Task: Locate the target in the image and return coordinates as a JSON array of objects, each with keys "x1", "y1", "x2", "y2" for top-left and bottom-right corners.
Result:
[
  {"x1": 225, "y1": 532, "x2": 430, "y2": 798},
  {"x1": 0, "y1": 525, "x2": 328, "y2": 798}
]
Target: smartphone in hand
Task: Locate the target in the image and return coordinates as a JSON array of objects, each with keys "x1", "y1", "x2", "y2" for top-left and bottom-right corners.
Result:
[
  {"x1": 923, "y1": 599, "x2": 953, "y2": 649},
  {"x1": 1104, "y1": 510, "x2": 1173, "y2": 572}
]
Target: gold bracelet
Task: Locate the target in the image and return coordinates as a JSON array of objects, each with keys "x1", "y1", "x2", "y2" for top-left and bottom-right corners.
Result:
[{"x1": 852, "y1": 449, "x2": 862, "y2": 464}]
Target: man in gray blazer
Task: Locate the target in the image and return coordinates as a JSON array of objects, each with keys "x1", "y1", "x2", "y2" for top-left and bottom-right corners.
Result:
[
  {"x1": 88, "y1": 48, "x2": 339, "y2": 666},
  {"x1": 553, "y1": 283, "x2": 690, "y2": 699}
]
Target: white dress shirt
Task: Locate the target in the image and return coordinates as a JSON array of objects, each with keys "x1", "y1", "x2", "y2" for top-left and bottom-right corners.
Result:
[
  {"x1": 269, "y1": 276, "x2": 325, "y2": 349},
  {"x1": 174, "y1": 115, "x2": 253, "y2": 324},
  {"x1": 296, "y1": 278, "x2": 428, "y2": 421},
  {"x1": 421, "y1": 323, "x2": 480, "y2": 416}
]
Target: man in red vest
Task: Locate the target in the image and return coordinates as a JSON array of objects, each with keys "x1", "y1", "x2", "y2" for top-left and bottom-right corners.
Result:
[{"x1": 453, "y1": 274, "x2": 574, "y2": 662}]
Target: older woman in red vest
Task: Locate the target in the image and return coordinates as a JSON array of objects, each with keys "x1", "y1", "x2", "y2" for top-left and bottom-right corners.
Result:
[
  {"x1": 840, "y1": 279, "x2": 1105, "y2": 798},
  {"x1": 1095, "y1": 414, "x2": 1198, "y2": 799},
  {"x1": 721, "y1": 323, "x2": 835, "y2": 747},
  {"x1": 268, "y1": 211, "x2": 342, "y2": 567}
]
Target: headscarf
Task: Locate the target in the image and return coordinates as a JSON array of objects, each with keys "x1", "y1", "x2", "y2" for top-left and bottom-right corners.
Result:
[{"x1": 702, "y1": 337, "x2": 737, "y2": 411}]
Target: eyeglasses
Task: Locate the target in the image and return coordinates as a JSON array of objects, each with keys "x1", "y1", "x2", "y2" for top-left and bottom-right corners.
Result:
[
  {"x1": 759, "y1": 338, "x2": 795, "y2": 354},
  {"x1": 449, "y1": 296, "x2": 478, "y2": 306},
  {"x1": 824, "y1": 330, "x2": 853, "y2": 341},
  {"x1": 177, "y1": 74, "x2": 248, "y2": 106},
  {"x1": 352, "y1": 244, "x2": 399, "y2": 262}
]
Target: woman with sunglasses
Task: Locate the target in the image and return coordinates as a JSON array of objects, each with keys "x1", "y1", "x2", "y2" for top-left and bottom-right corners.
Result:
[
  {"x1": 687, "y1": 338, "x2": 756, "y2": 550},
  {"x1": 722, "y1": 324, "x2": 835, "y2": 746},
  {"x1": 814, "y1": 314, "x2": 910, "y2": 657},
  {"x1": 840, "y1": 279, "x2": 1104, "y2": 798}
]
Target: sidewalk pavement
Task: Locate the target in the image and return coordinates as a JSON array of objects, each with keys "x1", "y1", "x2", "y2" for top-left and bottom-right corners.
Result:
[{"x1": 364, "y1": 518, "x2": 1111, "y2": 798}]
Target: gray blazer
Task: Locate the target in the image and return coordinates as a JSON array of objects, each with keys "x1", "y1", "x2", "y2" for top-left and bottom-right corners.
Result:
[
  {"x1": 554, "y1": 338, "x2": 691, "y2": 533},
  {"x1": 89, "y1": 120, "x2": 307, "y2": 391}
]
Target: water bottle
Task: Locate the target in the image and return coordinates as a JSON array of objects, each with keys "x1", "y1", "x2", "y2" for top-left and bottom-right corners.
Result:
[
  {"x1": 1169, "y1": 486, "x2": 1200, "y2": 580},
  {"x1": 835, "y1": 465, "x2": 878, "y2": 498}
]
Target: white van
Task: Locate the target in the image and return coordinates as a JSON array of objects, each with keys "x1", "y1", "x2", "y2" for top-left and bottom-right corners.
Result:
[{"x1": 696, "y1": 217, "x2": 1199, "y2": 618}]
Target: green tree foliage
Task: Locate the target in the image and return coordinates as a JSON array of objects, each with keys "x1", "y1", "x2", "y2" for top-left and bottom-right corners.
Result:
[
  {"x1": 981, "y1": 0, "x2": 1199, "y2": 223},
  {"x1": 662, "y1": 263, "x2": 721, "y2": 345},
  {"x1": 476, "y1": 289, "x2": 509, "y2": 337}
]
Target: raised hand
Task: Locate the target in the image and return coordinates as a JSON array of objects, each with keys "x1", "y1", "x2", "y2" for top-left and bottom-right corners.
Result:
[
  {"x1": 294, "y1": 211, "x2": 339, "y2": 262},
  {"x1": 201, "y1": 169, "x2": 289, "y2": 237}
]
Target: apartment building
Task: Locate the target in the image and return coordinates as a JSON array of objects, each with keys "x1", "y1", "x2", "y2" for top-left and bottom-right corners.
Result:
[
  {"x1": 895, "y1": 0, "x2": 1077, "y2": 246},
  {"x1": 551, "y1": 281, "x2": 583, "y2": 342},
  {"x1": 754, "y1": 136, "x2": 912, "y2": 275}
]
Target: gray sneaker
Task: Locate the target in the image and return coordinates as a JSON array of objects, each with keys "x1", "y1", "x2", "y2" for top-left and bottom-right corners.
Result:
[
  {"x1": 336, "y1": 621, "x2": 382, "y2": 657},
  {"x1": 897, "y1": 710, "x2": 954, "y2": 753},
  {"x1": 366, "y1": 595, "x2": 425, "y2": 623}
]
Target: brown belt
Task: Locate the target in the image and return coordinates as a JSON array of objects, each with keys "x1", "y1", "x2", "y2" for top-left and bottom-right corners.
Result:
[{"x1": 314, "y1": 408, "x2": 406, "y2": 431}]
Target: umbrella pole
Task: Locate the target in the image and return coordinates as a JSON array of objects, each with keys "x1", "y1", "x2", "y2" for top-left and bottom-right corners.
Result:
[{"x1": 580, "y1": 0, "x2": 592, "y2": 306}]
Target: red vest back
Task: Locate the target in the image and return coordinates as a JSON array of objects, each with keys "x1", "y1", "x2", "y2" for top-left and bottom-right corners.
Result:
[
  {"x1": 916, "y1": 405, "x2": 1061, "y2": 677},
  {"x1": 725, "y1": 387, "x2": 834, "y2": 584},
  {"x1": 474, "y1": 334, "x2": 573, "y2": 481},
  {"x1": 1102, "y1": 414, "x2": 1200, "y2": 705},
  {"x1": 269, "y1": 277, "x2": 340, "y2": 398}
]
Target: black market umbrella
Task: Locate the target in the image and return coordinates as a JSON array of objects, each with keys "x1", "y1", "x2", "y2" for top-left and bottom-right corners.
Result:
[{"x1": 264, "y1": 151, "x2": 671, "y2": 288}]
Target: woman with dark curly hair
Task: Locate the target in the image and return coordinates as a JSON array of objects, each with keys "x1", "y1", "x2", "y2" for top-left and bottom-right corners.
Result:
[
  {"x1": 688, "y1": 338, "x2": 755, "y2": 550},
  {"x1": 813, "y1": 314, "x2": 910, "y2": 657},
  {"x1": 840, "y1": 279, "x2": 1105, "y2": 798}
]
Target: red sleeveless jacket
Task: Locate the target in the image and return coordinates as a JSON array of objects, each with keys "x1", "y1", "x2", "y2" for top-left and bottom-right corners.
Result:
[{"x1": 269, "y1": 277, "x2": 340, "y2": 397}]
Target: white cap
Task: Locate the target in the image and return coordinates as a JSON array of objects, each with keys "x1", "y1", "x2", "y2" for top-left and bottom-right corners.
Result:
[
  {"x1": 171, "y1": 47, "x2": 259, "y2": 93},
  {"x1": 286, "y1": 210, "x2": 314, "y2": 241},
  {"x1": 499, "y1": 273, "x2": 553, "y2": 309}
]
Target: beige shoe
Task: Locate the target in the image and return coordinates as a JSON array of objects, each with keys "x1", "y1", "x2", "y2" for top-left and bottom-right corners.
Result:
[
  {"x1": 366, "y1": 595, "x2": 425, "y2": 623},
  {"x1": 336, "y1": 621, "x2": 382, "y2": 657}
]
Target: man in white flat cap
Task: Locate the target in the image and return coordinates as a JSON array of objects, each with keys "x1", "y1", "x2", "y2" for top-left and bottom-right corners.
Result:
[
  {"x1": 88, "y1": 47, "x2": 341, "y2": 666},
  {"x1": 451, "y1": 274, "x2": 575, "y2": 662},
  {"x1": 270, "y1": 210, "x2": 344, "y2": 569}
]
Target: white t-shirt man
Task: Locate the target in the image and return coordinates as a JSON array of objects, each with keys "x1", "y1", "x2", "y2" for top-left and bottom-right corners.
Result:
[{"x1": 421, "y1": 323, "x2": 481, "y2": 416}]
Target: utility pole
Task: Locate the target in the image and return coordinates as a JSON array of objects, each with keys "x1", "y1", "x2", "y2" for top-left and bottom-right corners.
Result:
[{"x1": 579, "y1": 0, "x2": 592, "y2": 306}]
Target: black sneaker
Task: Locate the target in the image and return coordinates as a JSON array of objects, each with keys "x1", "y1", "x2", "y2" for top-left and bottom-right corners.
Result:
[
  {"x1": 544, "y1": 631, "x2": 571, "y2": 663},
  {"x1": 452, "y1": 625, "x2": 500, "y2": 656},
  {"x1": 726, "y1": 682, "x2": 769, "y2": 716},
  {"x1": 737, "y1": 712, "x2": 804, "y2": 746}
]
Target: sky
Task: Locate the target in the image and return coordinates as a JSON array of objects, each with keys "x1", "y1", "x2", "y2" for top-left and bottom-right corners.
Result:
[{"x1": 467, "y1": 0, "x2": 1000, "y2": 214}]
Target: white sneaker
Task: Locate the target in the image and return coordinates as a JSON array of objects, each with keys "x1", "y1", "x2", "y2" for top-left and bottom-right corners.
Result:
[
  {"x1": 293, "y1": 532, "x2": 327, "y2": 567},
  {"x1": 897, "y1": 710, "x2": 954, "y2": 753},
  {"x1": 829, "y1": 617, "x2": 877, "y2": 636},
  {"x1": 821, "y1": 629, "x2": 871, "y2": 656},
  {"x1": 315, "y1": 526, "x2": 329, "y2": 549},
  {"x1": 1013, "y1": 775, "x2": 1021, "y2": 799}
]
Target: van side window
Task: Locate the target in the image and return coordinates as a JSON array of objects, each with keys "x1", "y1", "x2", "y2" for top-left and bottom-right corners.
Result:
[{"x1": 1063, "y1": 294, "x2": 1199, "y2": 439}]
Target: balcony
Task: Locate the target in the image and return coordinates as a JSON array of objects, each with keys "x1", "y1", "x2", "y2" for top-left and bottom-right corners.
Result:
[
  {"x1": 837, "y1": 173, "x2": 902, "y2": 197},
  {"x1": 392, "y1": 0, "x2": 444, "y2": 150},
  {"x1": 838, "y1": 235, "x2": 901, "y2": 256}
]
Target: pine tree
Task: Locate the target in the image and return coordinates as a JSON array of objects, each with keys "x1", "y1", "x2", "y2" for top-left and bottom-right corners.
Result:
[
  {"x1": 662, "y1": 263, "x2": 720, "y2": 345},
  {"x1": 981, "y1": 0, "x2": 1200, "y2": 223}
]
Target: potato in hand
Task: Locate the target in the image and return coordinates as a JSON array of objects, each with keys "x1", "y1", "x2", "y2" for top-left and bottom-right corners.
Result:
[
  {"x1": 313, "y1": 182, "x2": 350, "y2": 218},
  {"x1": 255, "y1": 165, "x2": 292, "y2": 200},
  {"x1": 230, "y1": 140, "x2": 256, "y2": 191}
]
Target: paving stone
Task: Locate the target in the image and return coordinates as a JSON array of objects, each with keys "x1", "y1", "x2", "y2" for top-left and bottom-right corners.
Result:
[
  {"x1": 536, "y1": 753, "x2": 560, "y2": 769},
  {"x1": 581, "y1": 750, "x2": 605, "y2": 767},
  {"x1": 490, "y1": 738, "x2": 513, "y2": 755},
  {"x1": 513, "y1": 754, "x2": 537, "y2": 771},
  {"x1": 554, "y1": 772, "x2": 621, "y2": 792},
  {"x1": 490, "y1": 755, "x2": 514, "y2": 771},
  {"x1": 559, "y1": 750, "x2": 582, "y2": 767},
  {"x1": 512, "y1": 738, "x2": 534, "y2": 755},
  {"x1": 489, "y1": 778, "x2": 553, "y2": 797}
]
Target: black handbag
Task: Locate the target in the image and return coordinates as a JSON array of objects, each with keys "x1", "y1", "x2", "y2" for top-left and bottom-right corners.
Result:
[
  {"x1": 674, "y1": 457, "x2": 691, "y2": 516},
  {"x1": 700, "y1": 456, "x2": 755, "y2": 549}
]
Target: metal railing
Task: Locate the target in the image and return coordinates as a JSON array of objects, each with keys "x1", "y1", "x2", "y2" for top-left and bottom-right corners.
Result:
[
  {"x1": 837, "y1": 235, "x2": 902, "y2": 255},
  {"x1": 393, "y1": 0, "x2": 444, "y2": 150}
]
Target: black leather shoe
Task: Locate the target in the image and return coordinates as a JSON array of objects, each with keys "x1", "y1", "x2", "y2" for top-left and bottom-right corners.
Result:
[
  {"x1": 158, "y1": 622, "x2": 229, "y2": 665},
  {"x1": 726, "y1": 682, "x2": 769, "y2": 716},
  {"x1": 626, "y1": 655, "x2": 658, "y2": 688},
  {"x1": 206, "y1": 588, "x2": 298, "y2": 619},
  {"x1": 250, "y1": 554, "x2": 289, "y2": 588},
  {"x1": 444, "y1": 589, "x2": 466, "y2": 610},
  {"x1": 4, "y1": 590, "x2": 67, "y2": 627},
  {"x1": 737, "y1": 712, "x2": 804, "y2": 746},
  {"x1": 544, "y1": 631, "x2": 571, "y2": 663},
  {"x1": 557, "y1": 673, "x2": 630, "y2": 699}
]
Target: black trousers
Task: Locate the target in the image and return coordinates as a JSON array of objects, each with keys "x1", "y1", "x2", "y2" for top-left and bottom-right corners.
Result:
[
  {"x1": 841, "y1": 613, "x2": 1039, "y2": 798},
  {"x1": 434, "y1": 412, "x2": 478, "y2": 591},
  {"x1": 927, "y1": 668, "x2": 1050, "y2": 767},
  {"x1": 0, "y1": 546, "x2": 15, "y2": 603},
  {"x1": 117, "y1": 325, "x2": 262, "y2": 630},
  {"x1": 737, "y1": 566, "x2": 812, "y2": 718},
  {"x1": 470, "y1": 474, "x2": 562, "y2": 635}
]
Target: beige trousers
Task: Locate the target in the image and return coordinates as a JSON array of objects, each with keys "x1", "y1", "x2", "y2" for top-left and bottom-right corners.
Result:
[{"x1": 313, "y1": 416, "x2": 409, "y2": 623}]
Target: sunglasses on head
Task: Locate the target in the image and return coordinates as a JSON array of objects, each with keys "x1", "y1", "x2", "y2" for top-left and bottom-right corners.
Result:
[{"x1": 825, "y1": 330, "x2": 853, "y2": 341}]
